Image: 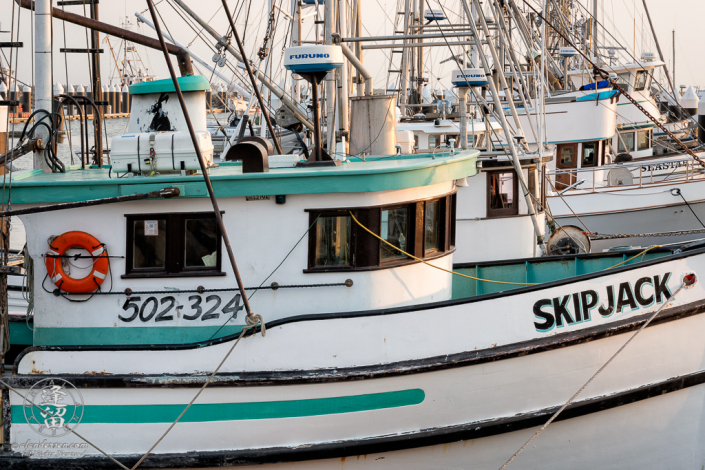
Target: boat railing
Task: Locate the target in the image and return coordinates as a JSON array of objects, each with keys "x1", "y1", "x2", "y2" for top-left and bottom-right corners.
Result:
[{"x1": 546, "y1": 156, "x2": 704, "y2": 193}]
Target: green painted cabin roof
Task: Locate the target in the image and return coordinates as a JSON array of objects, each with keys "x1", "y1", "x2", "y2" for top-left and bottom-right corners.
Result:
[
  {"x1": 2, "y1": 151, "x2": 479, "y2": 205},
  {"x1": 129, "y1": 75, "x2": 210, "y2": 95}
]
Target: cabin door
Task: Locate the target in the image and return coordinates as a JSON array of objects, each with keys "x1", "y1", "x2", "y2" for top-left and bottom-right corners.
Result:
[{"x1": 555, "y1": 143, "x2": 578, "y2": 190}]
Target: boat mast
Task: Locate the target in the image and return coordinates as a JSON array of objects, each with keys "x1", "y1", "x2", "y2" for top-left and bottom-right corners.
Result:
[
  {"x1": 592, "y1": 0, "x2": 598, "y2": 59},
  {"x1": 337, "y1": 0, "x2": 349, "y2": 154},
  {"x1": 34, "y1": 0, "x2": 53, "y2": 172},
  {"x1": 325, "y1": 0, "x2": 336, "y2": 155},
  {"x1": 399, "y1": 0, "x2": 411, "y2": 116},
  {"x1": 641, "y1": 0, "x2": 675, "y2": 94},
  {"x1": 90, "y1": 1, "x2": 103, "y2": 166},
  {"x1": 673, "y1": 29, "x2": 676, "y2": 94}
]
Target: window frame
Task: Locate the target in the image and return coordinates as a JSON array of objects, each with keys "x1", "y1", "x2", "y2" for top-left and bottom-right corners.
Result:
[
  {"x1": 380, "y1": 203, "x2": 415, "y2": 264},
  {"x1": 123, "y1": 212, "x2": 224, "y2": 279},
  {"x1": 307, "y1": 210, "x2": 356, "y2": 271},
  {"x1": 637, "y1": 129, "x2": 651, "y2": 151},
  {"x1": 305, "y1": 191, "x2": 455, "y2": 272},
  {"x1": 423, "y1": 198, "x2": 446, "y2": 256},
  {"x1": 618, "y1": 132, "x2": 635, "y2": 153},
  {"x1": 486, "y1": 169, "x2": 519, "y2": 218},
  {"x1": 581, "y1": 141, "x2": 599, "y2": 167},
  {"x1": 634, "y1": 71, "x2": 648, "y2": 92}
]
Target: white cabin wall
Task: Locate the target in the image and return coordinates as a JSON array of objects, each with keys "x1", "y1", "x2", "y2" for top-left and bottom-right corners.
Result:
[
  {"x1": 454, "y1": 213, "x2": 545, "y2": 263},
  {"x1": 127, "y1": 91, "x2": 207, "y2": 134},
  {"x1": 21, "y1": 182, "x2": 456, "y2": 333}
]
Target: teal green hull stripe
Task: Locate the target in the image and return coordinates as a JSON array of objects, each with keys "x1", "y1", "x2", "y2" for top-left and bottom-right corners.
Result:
[
  {"x1": 12, "y1": 389, "x2": 425, "y2": 423},
  {"x1": 33, "y1": 325, "x2": 246, "y2": 346}
]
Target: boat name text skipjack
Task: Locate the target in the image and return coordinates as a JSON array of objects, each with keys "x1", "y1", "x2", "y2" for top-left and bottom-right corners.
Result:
[{"x1": 533, "y1": 272, "x2": 673, "y2": 332}]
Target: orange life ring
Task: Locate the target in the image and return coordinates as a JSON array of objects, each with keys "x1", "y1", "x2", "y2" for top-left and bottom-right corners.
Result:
[{"x1": 45, "y1": 231, "x2": 109, "y2": 293}]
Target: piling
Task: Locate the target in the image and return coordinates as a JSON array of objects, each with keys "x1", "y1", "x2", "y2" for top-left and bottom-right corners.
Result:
[
  {"x1": 21, "y1": 85, "x2": 32, "y2": 115},
  {"x1": 121, "y1": 84, "x2": 130, "y2": 114},
  {"x1": 66, "y1": 84, "x2": 75, "y2": 116}
]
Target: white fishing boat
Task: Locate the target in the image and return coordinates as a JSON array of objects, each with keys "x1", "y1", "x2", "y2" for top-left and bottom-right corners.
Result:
[{"x1": 3, "y1": 1, "x2": 705, "y2": 461}]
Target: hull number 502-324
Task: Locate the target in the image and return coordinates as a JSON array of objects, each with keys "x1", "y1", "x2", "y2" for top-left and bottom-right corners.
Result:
[{"x1": 119, "y1": 294, "x2": 244, "y2": 323}]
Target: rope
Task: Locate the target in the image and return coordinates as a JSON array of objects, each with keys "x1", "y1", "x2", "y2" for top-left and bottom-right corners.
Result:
[
  {"x1": 348, "y1": 211, "x2": 537, "y2": 286},
  {"x1": 206, "y1": 214, "x2": 322, "y2": 341},
  {"x1": 130, "y1": 321, "x2": 262, "y2": 470},
  {"x1": 601, "y1": 245, "x2": 662, "y2": 270},
  {"x1": 673, "y1": 188, "x2": 705, "y2": 229},
  {"x1": 0, "y1": 377, "x2": 130, "y2": 469},
  {"x1": 499, "y1": 279, "x2": 687, "y2": 469},
  {"x1": 545, "y1": 177, "x2": 593, "y2": 233},
  {"x1": 51, "y1": 282, "x2": 347, "y2": 297}
]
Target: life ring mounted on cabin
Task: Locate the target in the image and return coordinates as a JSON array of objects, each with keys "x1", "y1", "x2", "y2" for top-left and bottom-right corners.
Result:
[{"x1": 45, "y1": 231, "x2": 109, "y2": 294}]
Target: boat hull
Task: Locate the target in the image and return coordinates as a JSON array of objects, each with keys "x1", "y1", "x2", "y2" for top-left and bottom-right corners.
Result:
[{"x1": 4, "y1": 248, "x2": 705, "y2": 468}]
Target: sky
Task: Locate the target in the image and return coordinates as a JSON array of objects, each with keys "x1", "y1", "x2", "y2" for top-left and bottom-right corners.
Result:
[{"x1": 0, "y1": 0, "x2": 702, "y2": 93}]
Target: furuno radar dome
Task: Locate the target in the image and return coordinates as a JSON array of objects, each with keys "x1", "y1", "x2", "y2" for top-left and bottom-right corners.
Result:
[
  {"x1": 451, "y1": 69, "x2": 488, "y2": 88},
  {"x1": 284, "y1": 45, "x2": 343, "y2": 74},
  {"x1": 284, "y1": 45, "x2": 344, "y2": 166}
]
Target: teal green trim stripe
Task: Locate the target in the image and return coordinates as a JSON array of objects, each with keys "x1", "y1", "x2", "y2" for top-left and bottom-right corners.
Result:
[
  {"x1": 9, "y1": 321, "x2": 33, "y2": 346},
  {"x1": 576, "y1": 90, "x2": 618, "y2": 102},
  {"x1": 33, "y1": 325, "x2": 246, "y2": 346},
  {"x1": 2, "y1": 151, "x2": 478, "y2": 204},
  {"x1": 12, "y1": 389, "x2": 425, "y2": 423},
  {"x1": 129, "y1": 75, "x2": 210, "y2": 95}
]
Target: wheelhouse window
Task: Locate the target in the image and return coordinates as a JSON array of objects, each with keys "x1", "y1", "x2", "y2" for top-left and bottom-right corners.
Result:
[
  {"x1": 582, "y1": 142, "x2": 598, "y2": 167},
  {"x1": 424, "y1": 200, "x2": 443, "y2": 253},
  {"x1": 616, "y1": 73, "x2": 630, "y2": 88},
  {"x1": 381, "y1": 207, "x2": 410, "y2": 260},
  {"x1": 634, "y1": 71, "x2": 649, "y2": 91},
  {"x1": 487, "y1": 170, "x2": 518, "y2": 217},
  {"x1": 637, "y1": 129, "x2": 651, "y2": 151},
  {"x1": 306, "y1": 193, "x2": 455, "y2": 271},
  {"x1": 125, "y1": 213, "x2": 223, "y2": 278},
  {"x1": 618, "y1": 132, "x2": 635, "y2": 153},
  {"x1": 314, "y1": 215, "x2": 352, "y2": 267}
]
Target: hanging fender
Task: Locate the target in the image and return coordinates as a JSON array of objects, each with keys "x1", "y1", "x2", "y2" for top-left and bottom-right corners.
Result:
[{"x1": 45, "y1": 231, "x2": 109, "y2": 294}]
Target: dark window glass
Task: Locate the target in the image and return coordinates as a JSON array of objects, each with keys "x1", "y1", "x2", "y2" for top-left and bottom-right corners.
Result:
[
  {"x1": 314, "y1": 216, "x2": 351, "y2": 267},
  {"x1": 185, "y1": 218, "x2": 218, "y2": 267},
  {"x1": 381, "y1": 207, "x2": 410, "y2": 260},
  {"x1": 582, "y1": 142, "x2": 597, "y2": 167},
  {"x1": 618, "y1": 132, "x2": 634, "y2": 153},
  {"x1": 487, "y1": 171, "x2": 518, "y2": 217},
  {"x1": 429, "y1": 135, "x2": 438, "y2": 148},
  {"x1": 616, "y1": 73, "x2": 630, "y2": 88},
  {"x1": 133, "y1": 219, "x2": 166, "y2": 269},
  {"x1": 634, "y1": 71, "x2": 648, "y2": 91},
  {"x1": 637, "y1": 130, "x2": 650, "y2": 150},
  {"x1": 489, "y1": 172, "x2": 515, "y2": 209},
  {"x1": 528, "y1": 167, "x2": 538, "y2": 200},
  {"x1": 425, "y1": 200, "x2": 442, "y2": 252},
  {"x1": 560, "y1": 147, "x2": 575, "y2": 166},
  {"x1": 126, "y1": 213, "x2": 222, "y2": 277}
]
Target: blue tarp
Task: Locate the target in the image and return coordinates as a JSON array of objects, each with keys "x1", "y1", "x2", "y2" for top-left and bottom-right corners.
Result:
[{"x1": 580, "y1": 80, "x2": 610, "y2": 91}]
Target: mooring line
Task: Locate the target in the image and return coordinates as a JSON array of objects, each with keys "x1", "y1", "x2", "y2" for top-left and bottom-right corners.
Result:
[
  {"x1": 499, "y1": 275, "x2": 693, "y2": 469},
  {"x1": 0, "y1": 378, "x2": 130, "y2": 470}
]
